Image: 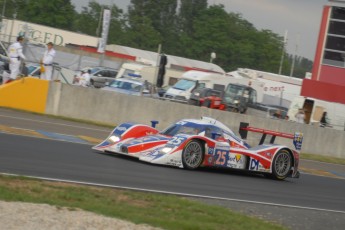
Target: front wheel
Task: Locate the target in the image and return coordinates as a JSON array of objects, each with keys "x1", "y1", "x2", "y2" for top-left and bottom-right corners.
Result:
[
  {"x1": 270, "y1": 150, "x2": 292, "y2": 180},
  {"x1": 182, "y1": 140, "x2": 204, "y2": 170}
]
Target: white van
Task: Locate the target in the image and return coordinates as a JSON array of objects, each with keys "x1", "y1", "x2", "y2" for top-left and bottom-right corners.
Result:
[
  {"x1": 288, "y1": 96, "x2": 345, "y2": 130},
  {"x1": 163, "y1": 70, "x2": 261, "y2": 103}
]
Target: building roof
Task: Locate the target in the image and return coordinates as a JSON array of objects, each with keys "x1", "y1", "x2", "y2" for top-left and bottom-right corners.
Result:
[{"x1": 106, "y1": 44, "x2": 225, "y2": 74}]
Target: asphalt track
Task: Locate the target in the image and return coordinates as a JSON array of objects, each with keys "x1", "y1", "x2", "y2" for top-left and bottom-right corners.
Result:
[{"x1": 0, "y1": 108, "x2": 345, "y2": 229}]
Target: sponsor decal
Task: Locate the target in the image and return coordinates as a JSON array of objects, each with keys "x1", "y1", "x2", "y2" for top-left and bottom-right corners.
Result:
[
  {"x1": 144, "y1": 150, "x2": 164, "y2": 160},
  {"x1": 208, "y1": 156, "x2": 214, "y2": 164},
  {"x1": 250, "y1": 159, "x2": 259, "y2": 170},
  {"x1": 249, "y1": 159, "x2": 269, "y2": 171},
  {"x1": 265, "y1": 152, "x2": 272, "y2": 158},
  {"x1": 215, "y1": 142, "x2": 230, "y2": 150},
  {"x1": 227, "y1": 153, "x2": 245, "y2": 168},
  {"x1": 293, "y1": 132, "x2": 303, "y2": 151},
  {"x1": 227, "y1": 163, "x2": 238, "y2": 168},
  {"x1": 117, "y1": 127, "x2": 127, "y2": 132},
  {"x1": 167, "y1": 136, "x2": 187, "y2": 147},
  {"x1": 167, "y1": 159, "x2": 182, "y2": 166},
  {"x1": 208, "y1": 147, "x2": 214, "y2": 154},
  {"x1": 228, "y1": 154, "x2": 242, "y2": 163}
]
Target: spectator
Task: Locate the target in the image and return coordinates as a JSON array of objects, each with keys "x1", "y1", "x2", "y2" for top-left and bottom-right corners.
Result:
[
  {"x1": 78, "y1": 69, "x2": 91, "y2": 87},
  {"x1": 40, "y1": 42, "x2": 56, "y2": 81},
  {"x1": 6, "y1": 36, "x2": 26, "y2": 83},
  {"x1": 320, "y1": 111, "x2": 329, "y2": 128},
  {"x1": 295, "y1": 109, "x2": 305, "y2": 124}
]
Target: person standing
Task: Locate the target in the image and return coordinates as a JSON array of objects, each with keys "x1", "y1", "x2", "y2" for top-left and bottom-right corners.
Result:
[
  {"x1": 78, "y1": 69, "x2": 91, "y2": 87},
  {"x1": 40, "y1": 42, "x2": 56, "y2": 81},
  {"x1": 320, "y1": 111, "x2": 329, "y2": 128},
  {"x1": 7, "y1": 36, "x2": 26, "y2": 83}
]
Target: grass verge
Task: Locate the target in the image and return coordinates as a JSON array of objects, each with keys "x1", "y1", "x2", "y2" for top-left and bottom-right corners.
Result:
[
  {"x1": 300, "y1": 153, "x2": 345, "y2": 165},
  {"x1": 0, "y1": 175, "x2": 286, "y2": 230}
]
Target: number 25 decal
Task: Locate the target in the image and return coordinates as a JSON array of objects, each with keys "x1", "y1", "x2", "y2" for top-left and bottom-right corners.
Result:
[
  {"x1": 168, "y1": 136, "x2": 186, "y2": 146},
  {"x1": 215, "y1": 150, "x2": 227, "y2": 166}
]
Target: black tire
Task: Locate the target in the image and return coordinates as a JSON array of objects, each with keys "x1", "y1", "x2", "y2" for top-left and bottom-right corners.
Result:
[
  {"x1": 182, "y1": 140, "x2": 204, "y2": 170},
  {"x1": 270, "y1": 149, "x2": 292, "y2": 180}
]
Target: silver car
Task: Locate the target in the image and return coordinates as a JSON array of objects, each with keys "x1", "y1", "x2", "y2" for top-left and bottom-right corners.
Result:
[
  {"x1": 74, "y1": 66, "x2": 118, "y2": 88},
  {"x1": 101, "y1": 77, "x2": 156, "y2": 97}
]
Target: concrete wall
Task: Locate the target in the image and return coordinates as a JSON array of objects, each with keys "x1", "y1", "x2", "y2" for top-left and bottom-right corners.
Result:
[{"x1": 46, "y1": 82, "x2": 345, "y2": 159}]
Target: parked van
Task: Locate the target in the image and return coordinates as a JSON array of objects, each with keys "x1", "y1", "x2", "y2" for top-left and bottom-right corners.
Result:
[
  {"x1": 163, "y1": 70, "x2": 262, "y2": 103},
  {"x1": 287, "y1": 96, "x2": 345, "y2": 130}
]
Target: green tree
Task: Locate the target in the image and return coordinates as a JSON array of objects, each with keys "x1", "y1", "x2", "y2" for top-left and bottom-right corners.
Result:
[
  {"x1": 125, "y1": 0, "x2": 178, "y2": 52},
  {"x1": 73, "y1": 1, "x2": 126, "y2": 46},
  {"x1": 179, "y1": 0, "x2": 207, "y2": 36},
  {"x1": 15, "y1": 0, "x2": 76, "y2": 30}
]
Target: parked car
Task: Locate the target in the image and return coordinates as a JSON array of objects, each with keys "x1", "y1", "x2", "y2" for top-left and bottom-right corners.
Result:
[
  {"x1": 93, "y1": 116, "x2": 303, "y2": 180},
  {"x1": 101, "y1": 77, "x2": 157, "y2": 97},
  {"x1": 73, "y1": 66, "x2": 118, "y2": 88}
]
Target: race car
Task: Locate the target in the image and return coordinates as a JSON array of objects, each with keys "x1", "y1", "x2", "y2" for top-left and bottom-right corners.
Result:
[{"x1": 92, "y1": 117, "x2": 303, "y2": 180}]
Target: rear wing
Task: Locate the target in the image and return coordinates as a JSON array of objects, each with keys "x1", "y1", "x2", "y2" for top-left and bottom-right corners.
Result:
[{"x1": 239, "y1": 122, "x2": 303, "y2": 151}]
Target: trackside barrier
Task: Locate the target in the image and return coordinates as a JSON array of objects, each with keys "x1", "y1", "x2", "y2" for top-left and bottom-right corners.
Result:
[
  {"x1": 0, "y1": 81, "x2": 344, "y2": 159},
  {"x1": 44, "y1": 82, "x2": 345, "y2": 159},
  {"x1": 0, "y1": 77, "x2": 49, "y2": 113}
]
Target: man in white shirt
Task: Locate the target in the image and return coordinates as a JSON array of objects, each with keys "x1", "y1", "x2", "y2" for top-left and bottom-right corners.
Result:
[
  {"x1": 79, "y1": 69, "x2": 91, "y2": 87},
  {"x1": 40, "y1": 42, "x2": 56, "y2": 81},
  {"x1": 7, "y1": 36, "x2": 26, "y2": 82}
]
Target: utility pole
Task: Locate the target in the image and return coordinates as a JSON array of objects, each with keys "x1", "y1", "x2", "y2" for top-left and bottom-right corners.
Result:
[
  {"x1": 1, "y1": 0, "x2": 6, "y2": 20},
  {"x1": 278, "y1": 30, "x2": 288, "y2": 75},
  {"x1": 290, "y1": 34, "x2": 300, "y2": 77}
]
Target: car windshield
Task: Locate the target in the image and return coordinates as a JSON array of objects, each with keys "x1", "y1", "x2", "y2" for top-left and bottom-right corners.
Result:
[
  {"x1": 109, "y1": 80, "x2": 142, "y2": 92},
  {"x1": 223, "y1": 84, "x2": 246, "y2": 103},
  {"x1": 172, "y1": 79, "x2": 196, "y2": 91},
  {"x1": 160, "y1": 122, "x2": 205, "y2": 136},
  {"x1": 121, "y1": 69, "x2": 136, "y2": 78},
  {"x1": 27, "y1": 66, "x2": 38, "y2": 75},
  {"x1": 89, "y1": 68, "x2": 102, "y2": 74}
]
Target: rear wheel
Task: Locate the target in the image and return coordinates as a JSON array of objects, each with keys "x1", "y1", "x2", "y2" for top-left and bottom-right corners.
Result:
[
  {"x1": 182, "y1": 140, "x2": 204, "y2": 170},
  {"x1": 270, "y1": 149, "x2": 292, "y2": 180}
]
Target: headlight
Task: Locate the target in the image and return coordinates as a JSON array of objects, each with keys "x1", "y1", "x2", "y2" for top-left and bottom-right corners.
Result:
[
  {"x1": 160, "y1": 147, "x2": 173, "y2": 154},
  {"x1": 234, "y1": 99, "x2": 239, "y2": 104},
  {"x1": 108, "y1": 135, "x2": 120, "y2": 143},
  {"x1": 194, "y1": 92, "x2": 200, "y2": 96}
]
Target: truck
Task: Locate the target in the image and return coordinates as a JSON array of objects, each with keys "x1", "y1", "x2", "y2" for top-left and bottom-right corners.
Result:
[
  {"x1": 287, "y1": 96, "x2": 345, "y2": 130},
  {"x1": 163, "y1": 70, "x2": 260, "y2": 103},
  {"x1": 189, "y1": 83, "x2": 258, "y2": 114}
]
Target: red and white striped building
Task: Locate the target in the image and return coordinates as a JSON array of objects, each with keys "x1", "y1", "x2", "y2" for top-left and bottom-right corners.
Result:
[{"x1": 302, "y1": 0, "x2": 345, "y2": 104}]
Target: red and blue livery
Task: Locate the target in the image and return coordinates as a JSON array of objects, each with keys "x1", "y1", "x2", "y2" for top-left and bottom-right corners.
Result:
[{"x1": 93, "y1": 117, "x2": 303, "y2": 180}]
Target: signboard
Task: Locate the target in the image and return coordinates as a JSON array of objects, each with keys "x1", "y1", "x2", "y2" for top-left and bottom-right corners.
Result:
[
  {"x1": 0, "y1": 19, "x2": 98, "y2": 47},
  {"x1": 97, "y1": 9, "x2": 111, "y2": 53}
]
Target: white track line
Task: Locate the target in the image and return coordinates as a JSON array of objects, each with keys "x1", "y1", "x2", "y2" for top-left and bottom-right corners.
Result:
[
  {"x1": 0, "y1": 114, "x2": 110, "y2": 132},
  {"x1": 1, "y1": 172, "x2": 344, "y2": 214}
]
